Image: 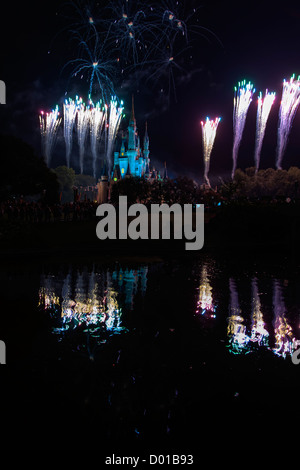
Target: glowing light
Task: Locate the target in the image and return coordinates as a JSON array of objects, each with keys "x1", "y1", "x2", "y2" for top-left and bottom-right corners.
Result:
[
  {"x1": 39, "y1": 105, "x2": 61, "y2": 167},
  {"x1": 273, "y1": 279, "x2": 294, "y2": 358},
  {"x1": 63, "y1": 97, "x2": 77, "y2": 168},
  {"x1": 200, "y1": 117, "x2": 221, "y2": 187},
  {"x1": 254, "y1": 90, "x2": 275, "y2": 173},
  {"x1": 232, "y1": 80, "x2": 255, "y2": 179},
  {"x1": 196, "y1": 264, "x2": 215, "y2": 317},
  {"x1": 89, "y1": 97, "x2": 107, "y2": 178},
  {"x1": 76, "y1": 98, "x2": 90, "y2": 174},
  {"x1": 276, "y1": 75, "x2": 300, "y2": 169},
  {"x1": 251, "y1": 277, "x2": 269, "y2": 345},
  {"x1": 227, "y1": 278, "x2": 250, "y2": 354},
  {"x1": 105, "y1": 97, "x2": 124, "y2": 176}
]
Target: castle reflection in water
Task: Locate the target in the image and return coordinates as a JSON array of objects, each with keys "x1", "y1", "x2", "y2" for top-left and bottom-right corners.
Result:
[
  {"x1": 196, "y1": 264, "x2": 300, "y2": 359},
  {"x1": 38, "y1": 261, "x2": 300, "y2": 361},
  {"x1": 38, "y1": 266, "x2": 148, "y2": 337}
]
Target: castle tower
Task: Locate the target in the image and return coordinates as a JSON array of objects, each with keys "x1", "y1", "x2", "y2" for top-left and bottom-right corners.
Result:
[
  {"x1": 97, "y1": 162, "x2": 109, "y2": 204},
  {"x1": 127, "y1": 94, "x2": 138, "y2": 174},
  {"x1": 128, "y1": 94, "x2": 136, "y2": 151},
  {"x1": 143, "y1": 122, "x2": 150, "y2": 162},
  {"x1": 163, "y1": 161, "x2": 168, "y2": 181}
]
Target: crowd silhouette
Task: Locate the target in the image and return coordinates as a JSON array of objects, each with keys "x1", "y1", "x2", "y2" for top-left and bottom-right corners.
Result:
[{"x1": 0, "y1": 200, "x2": 98, "y2": 224}]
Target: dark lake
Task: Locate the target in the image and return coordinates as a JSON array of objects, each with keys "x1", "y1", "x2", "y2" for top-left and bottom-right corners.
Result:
[{"x1": 1, "y1": 251, "x2": 300, "y2": 450}]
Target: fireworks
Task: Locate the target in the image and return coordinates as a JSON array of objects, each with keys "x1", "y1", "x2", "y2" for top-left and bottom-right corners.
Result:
[
  {"x1": 39, "y1": 106, "x2": 61, "y2": 167},
  {"x1": 89, "y1": 98, "x2": 107, "y2": 178},
  {"x1": 232, "y1": 80, "x2": 255, "y2": 179},
  {"x1": 105, "y1": 97, "x2": 124, "y2": 176},
  {"x1": 40, "y1": 96, "x2": 124, "y2": 176},
  {"x1": 58, "y1": 0, "x2": 221, "y2": 103},
  {"x1": 63, "y1": 97, "x2": 77, "y2": 168},
  {"x1": 76, "y1": 97, "x2": 91, "y2": 174},
  {"x1": 276, "y1": 75, "x2": 300, "y2": 169},
  {"x1": 254, "y1": 90, "x2": 275, "y2": 173},
  {"x1": 200, "y1": 117, "x2": 221, "y2": 187},
  {"x1": 64, "y1": 33, "x2": 116, "y2": 101}
]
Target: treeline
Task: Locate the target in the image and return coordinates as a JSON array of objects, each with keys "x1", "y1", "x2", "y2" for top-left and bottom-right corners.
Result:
[{"x1": 226, "y1": 167, "x2": 300, "y2": 199}]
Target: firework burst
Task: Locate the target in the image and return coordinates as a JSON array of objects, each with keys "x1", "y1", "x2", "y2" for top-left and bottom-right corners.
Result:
[
  {"x1": 39, "y1": 105, "x2": 62, "y2": 167},
  {"x1": 76, "y1": 97, "x2": 90, "y2": 174},
  {"x1": 89, "y1": 97, "x2": 107, "y2": 177},
  {"x1": 63, "y1": 97, "x2": 78, "y2": 167},
  {"x1": 105, "y1": 97, "x2": 124, "y2": 176},
  {"x1": 276, "y1": 75, "x2": 300, "y2": 169},
  {"x1": 58, "y1": 1, "x2": 221, "y2": 105},
  {"x1": 232, "y1": 80, "x2": 255, "y2": 179},
  {"x1": 200, "y1": 116, "x2": 221, "y2": 187},
  {"x1": 254, "y1": 90, "x2": 275, "y2": 173}
]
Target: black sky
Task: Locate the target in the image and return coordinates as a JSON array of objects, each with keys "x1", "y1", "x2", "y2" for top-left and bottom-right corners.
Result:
[{"x1": 1, "y1": 0, "x2": 300, "y2": 183}]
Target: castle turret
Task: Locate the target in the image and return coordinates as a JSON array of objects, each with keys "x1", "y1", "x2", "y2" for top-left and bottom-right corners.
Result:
[
  {"x1": 163, "y1": 161, "x2": 168, "y2": 181},
  {"x1": 143, "y1": 121, "x2": 150, "y2": 163},
  {"x1": 97, "y1": 162, "x2": 109, "y2": 204},
  {"x1": 128, "y1": 94, "x2": 136, "y2": 151}
]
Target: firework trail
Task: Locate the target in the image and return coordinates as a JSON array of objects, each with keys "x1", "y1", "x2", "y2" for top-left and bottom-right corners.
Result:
[
  {"x1": 251, "y1": 277, "x2": 269, "y2": 345},
  {"x1": 254, "y1": 90, "x2": 276, "y2": 173},
  {"x1": 63, "y1": 97, "x2": 78, "y2": 167},
  {"x1": 76, "y1": 98, "x2": 90, "y2": 174},
  {"x1": 39, "y1": 105, "x2": 61, "y2": 167},
  {"x1": 273, "y1": 279, "x2": 293, "y2": 358},
  {"x1": 200, "y1": 117, "x2": 221, "y2": 187},
  {"x1": 89, "y1": 98, "x2": 107, "y2": 177},
  {"x1": 276, "y1": 75, "x2": 300, "y2": 170},
  {"x1": 106, "y1": 97, "x2": 124, "y2": 177},
  {"x1": 59, "y1": 1, "x2": 221, "y2": 105},
  {"x1": 64, "y1": 31, "x2": 116, "y2": 101},
  {"x1": 232, "y1": 80, "x2": 255, "y2": 179}
]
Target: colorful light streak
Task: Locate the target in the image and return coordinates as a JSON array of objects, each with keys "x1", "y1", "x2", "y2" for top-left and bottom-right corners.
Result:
[
  {"x1": 39, "y1": 105, "x2": 61, "y2": 167},
  {"x1": 200, "y1": 117, "x2": 221, "y2": 187},
  {"x1": 105, "y1": 97, "x2": 124, "y2": 176},
  {"x1": 63, "y1": 97, "x2": 78, "y2": 168},
  {"x1": 254, "y1": 90, "x2": 276, "y2": 173},
  {"x1": 276, "y1": 75, "x2": 300, "y2": 169},
  {"x1": 250, "y1": 277, "x2": 269, "y2": 346},
  {"x1": 232, "y1": 80, "x2": 255, "y2": 179},
  {"x1": 89, "y1": 97, "x2": 107, "y2": 177},
  {"x1": 196, "y1": 264, "x2": 215, "y2": 317},
  {"x1": 273, "y1": 279, "x2": 294, "y2": 358},
  {"x1": 76, "y1": 97, "x2": 91, "y2": 174}
]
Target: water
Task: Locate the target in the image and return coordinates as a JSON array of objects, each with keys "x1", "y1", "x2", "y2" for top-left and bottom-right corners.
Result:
[{"x1": 1, "y1": 253, "x2": 300, "y2": 449}]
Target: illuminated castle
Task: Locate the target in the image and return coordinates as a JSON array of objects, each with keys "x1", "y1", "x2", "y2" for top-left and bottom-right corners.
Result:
[{"x1": 112, "y1": 95, "x2": 151, "y2": 180}]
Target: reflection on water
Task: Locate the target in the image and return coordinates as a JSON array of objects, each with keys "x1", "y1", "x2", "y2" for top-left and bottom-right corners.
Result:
[
  {"x1": 37, "y1": 259, "x2": 300, "y2": 362},
  {"x1": 226, "y1": 275, "x2": 300, "y2": 358},
  {"x1": 273, "y1": 279, "x2": 295, "y2": 358},
  {"x1": 38, "y1": 266, "x2": 148, "y2": 339},
  {"x1": 194, "y1": 261, "x2": 300, "y2": 360},
  {"x1": 196, "y1": 265, "x2": 216, "y2": 318},
  {"x1": 227, "y1": 278, "x2": 250, "y2": 354},
  {"x1": 251, "y1": 277, "x2": 269, "y2": 346}
]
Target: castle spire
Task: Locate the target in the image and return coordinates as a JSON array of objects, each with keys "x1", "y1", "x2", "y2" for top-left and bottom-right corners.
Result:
[
  {"x1": 128, "y1": 94, "x2": 137, "y2": 150},
  {"x1": 163, "y1": 161, "x2": 168, "y2": 180},
  {"x1": 130, "y1": 94, "x2": 135, "y2": 124}
]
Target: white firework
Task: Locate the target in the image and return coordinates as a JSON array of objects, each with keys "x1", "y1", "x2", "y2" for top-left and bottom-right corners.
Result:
[
  {"x1": 276, "y1": 75, "x2": 300, "y2": 169},
  {"x1": 254, "y1": 90, "x2": 275, "y2": 173},
  {"x1": 200, "y1": 117, "x2": 221, "y2": 187},
  {"x1": 232, "y1": 80, "x2": 255, "y2": 178}
]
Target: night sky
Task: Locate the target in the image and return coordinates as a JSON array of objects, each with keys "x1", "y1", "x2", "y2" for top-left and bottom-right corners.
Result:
[{"x1": 1, "y1": 0, "x2": 300, "y2": 184}]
